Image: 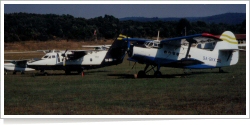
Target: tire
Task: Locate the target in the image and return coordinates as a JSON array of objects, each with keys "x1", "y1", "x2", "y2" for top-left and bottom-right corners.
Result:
[
  {"x1": 137, "y1": 70, "x2": 146, "y2": 78},
  {"x1": 154, "y1": 71, "x2": 162, "y2": 78}
]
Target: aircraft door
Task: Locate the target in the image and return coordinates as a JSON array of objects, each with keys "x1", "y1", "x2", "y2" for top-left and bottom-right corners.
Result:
[{"x1": 56, "y1": 53, "x2": 61, "y2": 63}]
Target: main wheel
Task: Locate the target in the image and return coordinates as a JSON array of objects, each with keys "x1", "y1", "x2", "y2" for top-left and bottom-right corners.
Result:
[
  {"x1": 219, "y1": 68, "x2": 224, "y2": 73},
  {"x1": 154, "y1": 71, "x2": 162, "y2": 78},
  {"x1": 137, "y1": 70, "x2": 146, "y2": 78}
]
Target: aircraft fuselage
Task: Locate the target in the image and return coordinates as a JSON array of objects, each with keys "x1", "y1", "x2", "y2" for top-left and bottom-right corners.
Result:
[{"x1": 130, "y1": 42, "x2": 239, "y2": 69}]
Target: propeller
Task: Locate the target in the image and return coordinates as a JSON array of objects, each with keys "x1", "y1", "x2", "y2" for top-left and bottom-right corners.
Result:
[
  {"x1": 61, "y1": 49, "x2": 68, "y2": 66},
  {"x1": 127, "y1": 35, "x2": 130, "y2": 51}
]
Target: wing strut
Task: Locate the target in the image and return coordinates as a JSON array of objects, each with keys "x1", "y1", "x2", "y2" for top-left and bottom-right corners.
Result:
[
  {"x1": 185, "y1": 39, "x2": 196, "y2": 59},
  {"x1": 185, "y1": 42, "x2": 192, "y2": 58}
]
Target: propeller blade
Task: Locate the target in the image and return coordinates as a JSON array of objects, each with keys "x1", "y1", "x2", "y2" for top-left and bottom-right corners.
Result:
[
  {"x1": 64, "y1": 49, "x2": 68, "y2": 54},
  {"x1": 61, "y1": 49, "x2": 68, "y2": 57},
  {"x1": 127, "y1": 37, "x2": 130, "y2": 51},
  {"x1": 63, "y1": 58, "x2": 66, "y2": 66}
]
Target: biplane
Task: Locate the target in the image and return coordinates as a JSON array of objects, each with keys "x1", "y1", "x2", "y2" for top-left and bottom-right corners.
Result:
[{"x1": 121, "y1": 31, "x2": 239, "y2": 78}]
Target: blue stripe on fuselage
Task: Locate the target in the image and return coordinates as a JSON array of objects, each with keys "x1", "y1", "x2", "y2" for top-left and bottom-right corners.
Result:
[
  {"x1": 131, "y1": 54, "x2": 216, "y2": 69},
  {"x1": 184, "y1": 64, "x2": 216, "y2": 69},
  {"x1": 131, "y1": 54, "x2": 176, "y2": 65}
]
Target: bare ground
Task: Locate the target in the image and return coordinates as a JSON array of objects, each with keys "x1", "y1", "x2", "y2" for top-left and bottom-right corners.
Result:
[{"x1": 4, "y1": 39, "x2": 114, "y2": 52}]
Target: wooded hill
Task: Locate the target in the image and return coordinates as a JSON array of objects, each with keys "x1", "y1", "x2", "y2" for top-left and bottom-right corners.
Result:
[
  {"x1": 120, "y1": 13, "x2": 246, "y2": 25},
  {"x1": 4, "y1": 12, "x2": 246, "y2": 42}
]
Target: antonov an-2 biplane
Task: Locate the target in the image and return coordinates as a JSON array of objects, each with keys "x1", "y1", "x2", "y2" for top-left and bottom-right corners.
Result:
[
  {"x1": 120, "y1": 31, "x2": 239, "y2": 78},
  {"x1": 4, "y1": 34, "x2": 128, "y2": 75}
]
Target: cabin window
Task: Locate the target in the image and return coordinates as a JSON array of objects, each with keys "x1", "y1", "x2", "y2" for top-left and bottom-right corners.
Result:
[
  {"x1": 48, "y1": 56, "x2": 51, "y2": 59},
  {"x1": 90, "y1": 58, "x2": 92, "y2": 61},
  {"x1": 43, "y1": 55, "x2": 48, "y2": 58},
  {"x1": 148, "y1": 42, "x2": 153, "y2": 47},
  {"x1": 52, "y1": 55, "x2": 55, "y2": 58}
]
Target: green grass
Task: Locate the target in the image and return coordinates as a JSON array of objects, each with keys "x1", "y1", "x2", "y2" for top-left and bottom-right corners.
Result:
[{"x1": 4, "y1": 52, "x2": 246, "y2": 115}]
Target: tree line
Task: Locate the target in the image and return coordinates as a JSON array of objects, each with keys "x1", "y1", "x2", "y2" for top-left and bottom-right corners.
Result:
[{"x1": 4, "y1": 12, "x2": 246, "y2": 42}]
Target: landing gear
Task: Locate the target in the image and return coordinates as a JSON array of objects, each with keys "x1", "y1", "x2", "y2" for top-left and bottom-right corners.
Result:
[
  {"x1": 219, "y1": 68, "x2": 224, "y2": 73},
  {"x1": 136, "y1": 64, "x2": 162, "y2": 78},
  {"x1": 154, "y1": 71, "x2": 162, "y2": 78},
  {"x1": 137, "y1": 70, "x2": 146, "y2": 78},
  {"x1": 13, "y1": 71, "x2": 16, "y2": 75},
  {"x1": 21, "y1": 71, "x2": 25, "y2": 74},
  {"x1": 40, "y1": 70, "x2": 49, "y2": 76}
]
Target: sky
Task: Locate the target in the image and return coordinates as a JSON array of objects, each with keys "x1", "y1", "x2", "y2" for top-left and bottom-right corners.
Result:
[{"x1": 3, "y1": 1, "x2": 247, "y2": 19}]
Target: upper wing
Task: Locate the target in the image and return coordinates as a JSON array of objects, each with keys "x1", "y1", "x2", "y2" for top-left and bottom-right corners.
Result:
[
  {"x1": 82, "y1": 45, "x2": 111, "y2": 50},
  {"x1": 160, "y1": 33, "x2": 222, "y2": 46},
  {"x1": 121, "y1": 38, "x2": 152, "y2": 44},
  {"x1": 66, "y1": 50, "x2": 89, "y2": 60}
]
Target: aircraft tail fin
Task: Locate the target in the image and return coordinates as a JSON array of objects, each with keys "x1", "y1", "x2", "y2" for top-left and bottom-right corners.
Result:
[
  {"x1": 215, "y1": 31, "x2": 239, "y2": 66},
  {"x1": 214, "y1": 31, "x2": 238, "y2": 50},
  {"x1": 102, "y1": 31, "x2": 129, "y2": 65}
]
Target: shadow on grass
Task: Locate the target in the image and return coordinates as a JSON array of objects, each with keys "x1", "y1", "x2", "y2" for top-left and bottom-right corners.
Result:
[
  {"x1": 27, "y1": 70, "x2": 110, "y2": 77},
  {"x1": 108, "y1": 73, "x2": 191, "y2": 79},
  {"x1": 107, "y1": 71, "x2": 229, "y2": 79}
]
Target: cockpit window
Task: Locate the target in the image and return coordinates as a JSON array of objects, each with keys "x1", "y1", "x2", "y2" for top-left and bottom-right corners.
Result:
[
  {"x1": 43, "y1": 55, "x2": 49, "y2": 58},
  {"x1": 145, "y1": 41, "x2": 162, "y2": 49}
]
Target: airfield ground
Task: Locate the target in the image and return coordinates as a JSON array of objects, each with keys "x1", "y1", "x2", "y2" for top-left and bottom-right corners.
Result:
[{"x1": 3, "y1": 41, "x2": 246, "y2": 115}]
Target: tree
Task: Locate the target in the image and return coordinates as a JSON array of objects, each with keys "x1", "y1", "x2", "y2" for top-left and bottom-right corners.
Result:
[{"x1": 177, "y1": 18, "x2": 191, "y2": 36}]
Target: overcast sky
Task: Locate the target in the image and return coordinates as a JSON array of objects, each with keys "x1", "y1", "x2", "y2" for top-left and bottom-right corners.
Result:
[{"x1": 4, "y1": 2, "x2": 247, "y2": 19}]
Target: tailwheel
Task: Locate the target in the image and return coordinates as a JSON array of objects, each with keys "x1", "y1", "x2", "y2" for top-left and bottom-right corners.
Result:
[
  {"x1": 154, "y1": 71, "x2": 162, "y2": 78},
  {"x1": 137, "y1": 70, "x2": 146, "y2": 78},
  {"x1": 219, "y1": 68, "x2": 224, "y2": 73}
]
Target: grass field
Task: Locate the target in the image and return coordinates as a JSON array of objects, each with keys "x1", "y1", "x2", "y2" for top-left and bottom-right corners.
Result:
[{"x1": 4, "y1": 49, "x2": 246, "y2": 115}]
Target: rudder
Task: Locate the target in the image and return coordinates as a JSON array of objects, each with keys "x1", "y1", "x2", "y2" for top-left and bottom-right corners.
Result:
[
  {"x1": 216, "y1": 31, "x2": 239, "y2": 66},
  {"x1": 102, "y1": 32, "x2": 129, "y2": 65},
  {"x1": 215, "y1": 31, "x2": 238, "y2": 50}
]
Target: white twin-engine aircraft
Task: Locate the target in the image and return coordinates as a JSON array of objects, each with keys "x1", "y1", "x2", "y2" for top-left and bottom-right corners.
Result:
[
  {"x1": 4, "y1": 35, "x2": 128, "y2": 75},
  {"x1": 122, "y1": 31, "x2": 239, "y2": 78}
]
